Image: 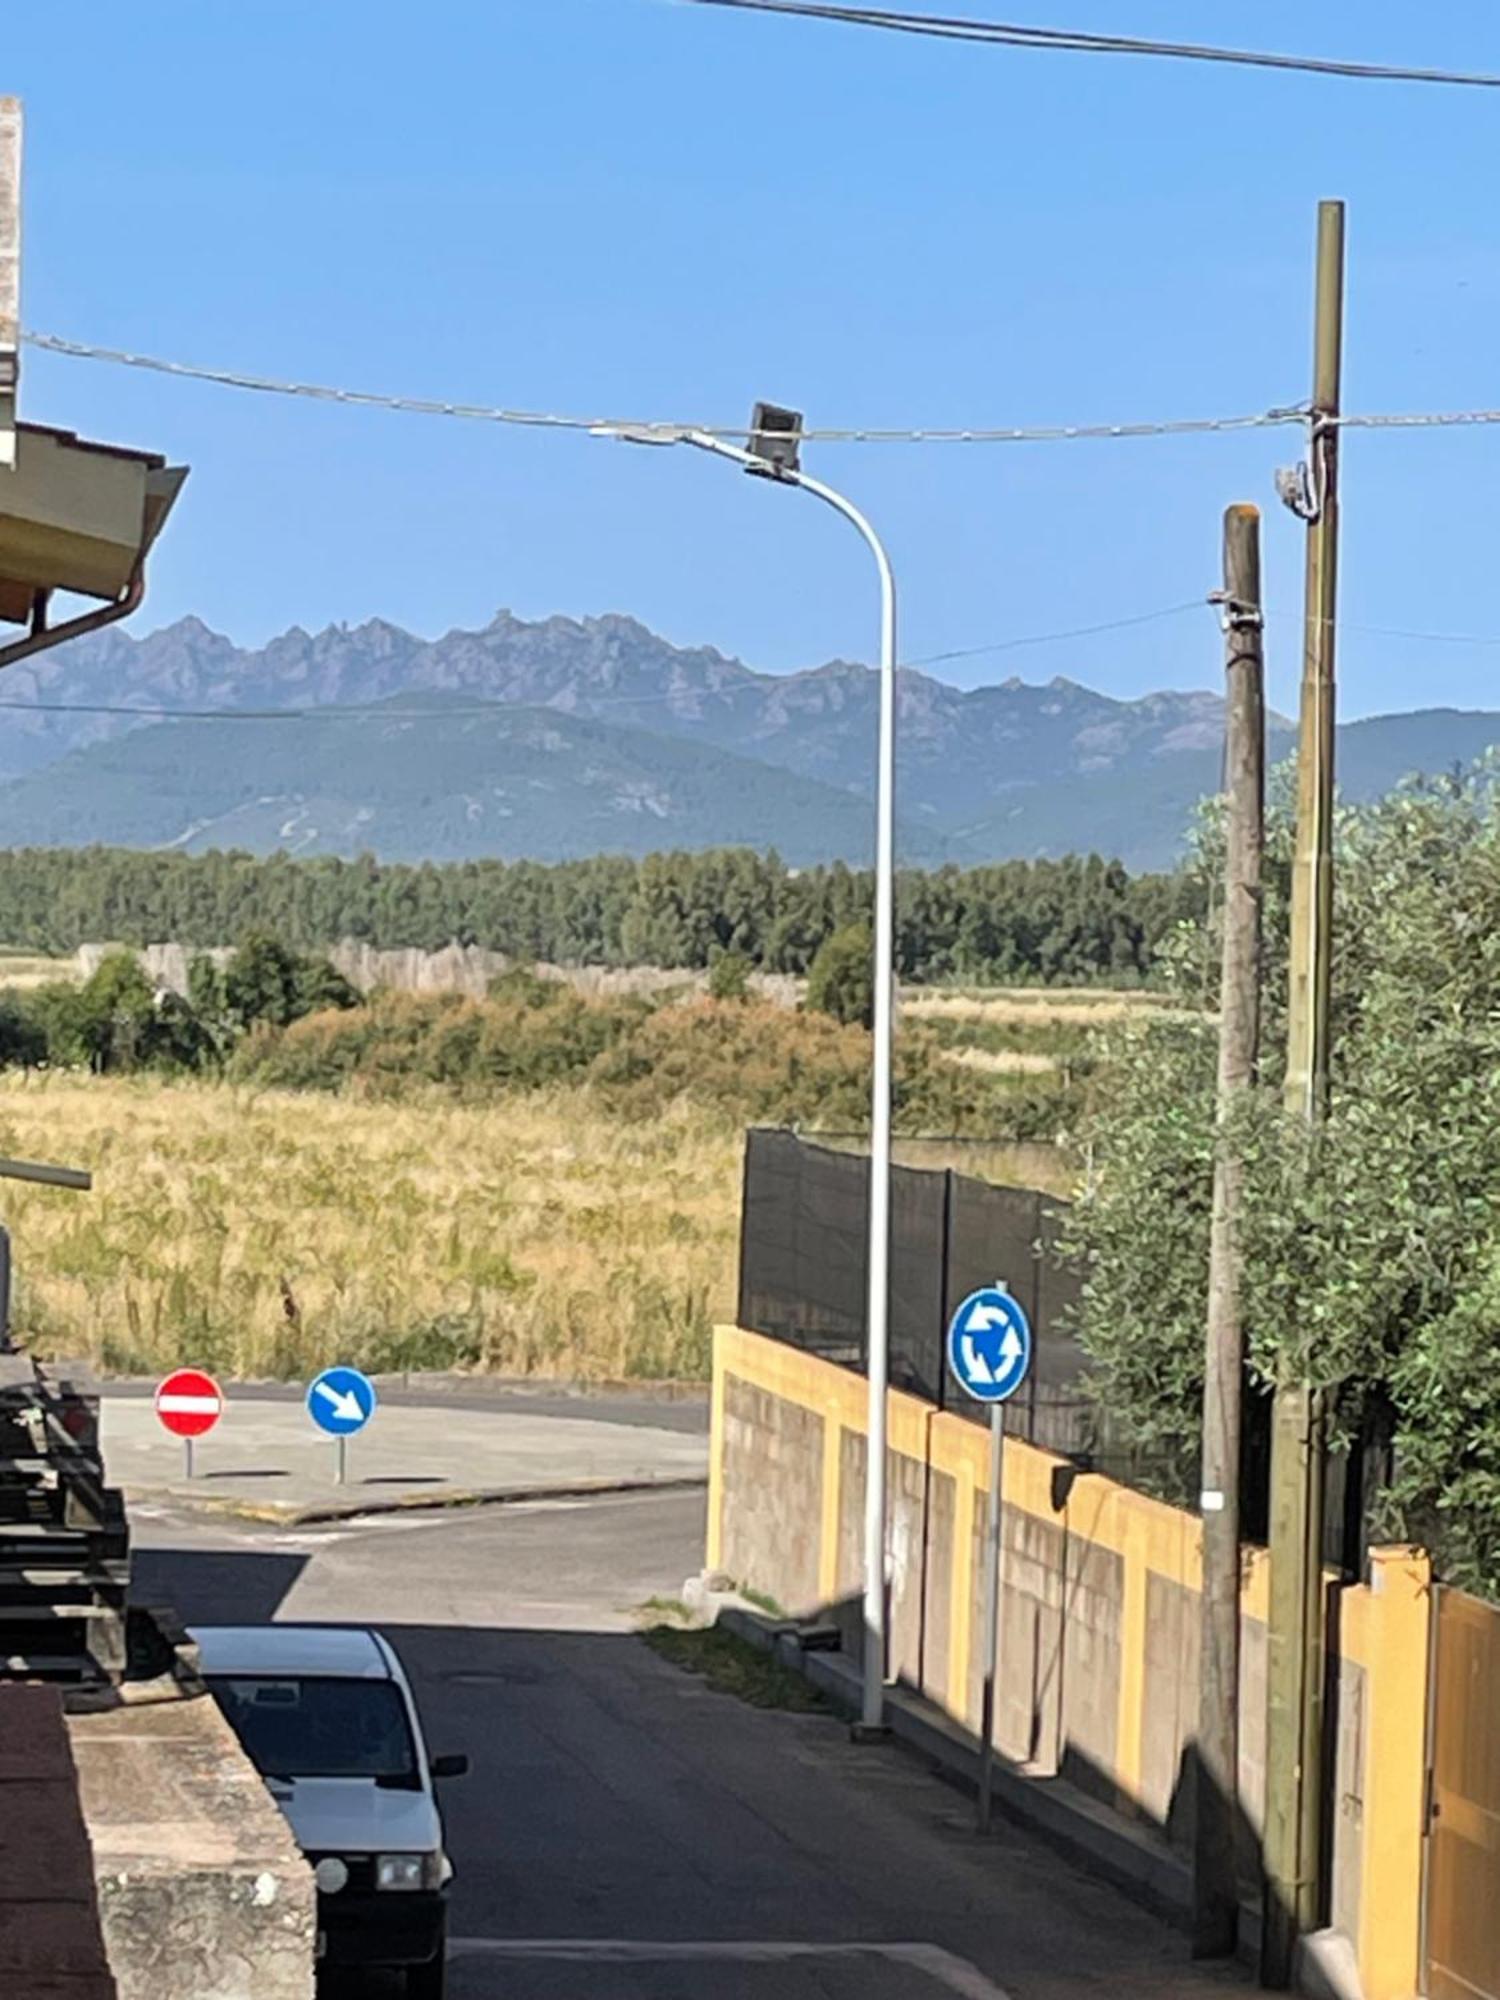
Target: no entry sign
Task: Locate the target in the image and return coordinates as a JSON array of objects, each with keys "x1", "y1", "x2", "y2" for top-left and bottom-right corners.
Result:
[{"x1": 154, "y1": 1368, "x2": 224, "y2": 1439}]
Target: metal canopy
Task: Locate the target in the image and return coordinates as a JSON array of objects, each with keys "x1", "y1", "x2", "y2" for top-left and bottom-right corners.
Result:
[{"x1": 0, "y1": 97, "x2": 189, "y2": 667}]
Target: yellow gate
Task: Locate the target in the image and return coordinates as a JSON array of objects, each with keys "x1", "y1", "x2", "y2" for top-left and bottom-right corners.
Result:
[{"x1": 1426, "y1": 1585, "x2": 1500, "y2": 2000}]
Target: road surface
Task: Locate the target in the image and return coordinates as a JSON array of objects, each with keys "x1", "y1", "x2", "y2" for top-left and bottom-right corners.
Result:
[
  {"x1": 105, "y1": 1385, "x2": 706, "y2": 1521},
  {"x1": 133, "y1": 1490, "x2": 1249, "y2": 1999}
]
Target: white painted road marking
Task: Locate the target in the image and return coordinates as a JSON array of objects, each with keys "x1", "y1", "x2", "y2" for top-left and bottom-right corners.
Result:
[{"x1": 450, "y1": 1938, "x2": 1013, "y2": 1998}]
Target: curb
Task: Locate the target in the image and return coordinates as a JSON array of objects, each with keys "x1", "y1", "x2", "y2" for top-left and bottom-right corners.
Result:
[{"x1": 124, "y1": 1471, "x2": 708, "y2": 1527}]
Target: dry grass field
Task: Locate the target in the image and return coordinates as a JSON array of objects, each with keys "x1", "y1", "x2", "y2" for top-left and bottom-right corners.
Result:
[
  {"x1": 0, "y1": 1073, "x2": 741, "y2": 1381},
  {"x1": 0, "y1": 948, "x2": 78, "y2": 990},
  {"x1": 0, "y1": 976, "x2": 1135, "y2": 1379},
  {"x1": 900, "y1": 986, "x2": 1200, "y2": 1028}
]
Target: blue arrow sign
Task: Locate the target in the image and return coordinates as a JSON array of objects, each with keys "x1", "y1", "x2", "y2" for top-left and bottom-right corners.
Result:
[
  {"x1": 306, "y1": 1365, "x2": 378, "y2": 1437},
  {"x1": 946, "y1": 1287, "x2": 1033, "y2": 1404}
]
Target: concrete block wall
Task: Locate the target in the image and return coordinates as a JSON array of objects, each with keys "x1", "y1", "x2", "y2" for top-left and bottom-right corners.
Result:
[{"x1": 709, "y1": 1325, "x2": 1431, "y2": 2000}]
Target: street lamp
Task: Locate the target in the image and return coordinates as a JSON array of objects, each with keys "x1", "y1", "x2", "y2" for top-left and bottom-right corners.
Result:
[{"x1": 597, "y1": 404, "x2": 897, "y2": 1734}]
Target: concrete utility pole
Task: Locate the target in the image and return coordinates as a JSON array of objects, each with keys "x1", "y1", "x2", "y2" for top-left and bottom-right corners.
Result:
[
  {"x1": 1193, "y1": 504, "x2": 1264, "y2": 1957},
  {"x1": 1263, "y1": 198, "x2": 1345, "y2": 1990}
]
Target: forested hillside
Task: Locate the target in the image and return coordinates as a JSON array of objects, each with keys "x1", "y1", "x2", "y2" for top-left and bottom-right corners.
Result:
[{"x1": 0, "y1": 846, "x2": 1202, "y2": 984}]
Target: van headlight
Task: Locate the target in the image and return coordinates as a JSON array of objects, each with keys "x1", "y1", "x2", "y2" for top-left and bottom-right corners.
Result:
[{"x1": 375, "y1": 1853, "x2": 442, "y2": 1892}]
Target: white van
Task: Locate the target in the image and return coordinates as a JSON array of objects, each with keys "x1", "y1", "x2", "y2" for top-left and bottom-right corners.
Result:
[{"x1": 193, "y1": 1625, "x2": 467, "y2": 1998}]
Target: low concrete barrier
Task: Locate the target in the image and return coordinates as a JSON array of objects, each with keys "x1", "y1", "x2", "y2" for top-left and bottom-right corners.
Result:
[{"x1": 69, "y1": 1693, "x2": 315, "y2": 2000}]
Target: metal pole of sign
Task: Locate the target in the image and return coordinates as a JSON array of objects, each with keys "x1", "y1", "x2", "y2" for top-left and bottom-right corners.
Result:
[
  {"x1": 977, "y1": 1399, "x2": 1005, "y2": 1832},
  {"x1": 337, "y1": 1435, "x2": 348, "y2": 1487},
  {"x1": 945, "y1": 1274, "x2": 1031, "y2": 1837},
  {"x1": 184, "y1": 1436, "x2": 195, "y2": 1482}
]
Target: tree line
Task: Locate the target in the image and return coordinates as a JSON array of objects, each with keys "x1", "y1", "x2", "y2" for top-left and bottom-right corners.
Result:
[{"x1": 0, "y1": 846, "x2": 1201, "y2": 984}]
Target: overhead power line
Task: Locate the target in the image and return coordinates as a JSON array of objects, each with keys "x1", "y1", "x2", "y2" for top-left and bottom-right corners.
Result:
[
  {"x1": 684, "y1": 0, "x2": 1500, "y2": 90},
  {"x1": 27, "y1": 331, "x2": 1500, "y2": 448},
  {"x1": 22, "y1": 331, "x2": 1302, "y2": 446}
]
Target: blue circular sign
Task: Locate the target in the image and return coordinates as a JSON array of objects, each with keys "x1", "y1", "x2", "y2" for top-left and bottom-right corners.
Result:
[
  {"x1": 946, "y1": 1287, "x2": 1033, "y2": 1404},
  {"x1": 306, "y1": 1365, "x2": 378, "y2": 1437}
]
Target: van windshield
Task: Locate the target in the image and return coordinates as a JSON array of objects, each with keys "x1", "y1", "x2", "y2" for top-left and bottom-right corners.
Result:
[{"x1": 207, "y1": 1675, "x2": 419, "y2": 1786}]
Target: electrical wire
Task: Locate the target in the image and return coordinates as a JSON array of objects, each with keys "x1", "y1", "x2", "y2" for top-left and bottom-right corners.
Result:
[
  {"x1": 22, "y1": 331, "x2": 1307, "y2": 447},
  {"x1": 31, "y1": 331, "x2": 1500, "y2": 448},
  {"x1": 908, "y1": 600, "x2": 1200, "y2": 667},
  {"x1": 684, "y1": 0, "x2": 1500, "y2": 90}
]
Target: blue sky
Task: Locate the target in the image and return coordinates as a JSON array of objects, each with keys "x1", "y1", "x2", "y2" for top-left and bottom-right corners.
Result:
[{"x1": 8, "y1": 1, "x2": 1500, "y2": 720}]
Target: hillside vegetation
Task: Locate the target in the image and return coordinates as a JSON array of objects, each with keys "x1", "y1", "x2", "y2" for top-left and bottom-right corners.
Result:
[{"x1": 19, "y1": 607, "x2": 1500, "y2": 866}]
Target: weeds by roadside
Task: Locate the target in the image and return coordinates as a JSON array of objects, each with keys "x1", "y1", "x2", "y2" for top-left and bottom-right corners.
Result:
[{"x1": 640, "y1": 1618, "x2": 827, "y2": 1712}]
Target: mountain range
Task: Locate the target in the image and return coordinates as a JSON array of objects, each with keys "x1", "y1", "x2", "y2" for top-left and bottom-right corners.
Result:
[{"x1": 0, "y1": 608, "x2": 1493, "y2": 868}]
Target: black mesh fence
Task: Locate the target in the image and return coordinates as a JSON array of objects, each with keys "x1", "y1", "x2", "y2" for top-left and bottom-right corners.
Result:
[
  {"x1": 737, "y1": 1127, "x2": 1090, "y2": 1449},
  {"x1": 736, "y1": 1128, "x2": 1393, "y2": 1564}
]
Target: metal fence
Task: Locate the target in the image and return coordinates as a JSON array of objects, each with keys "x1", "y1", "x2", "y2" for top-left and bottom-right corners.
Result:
[
  {"x1": 736, "y1": 1128, "x2": 1395, "y2": 1557},
  {"x1": 736, "y1": 1127, "x2": 1090, "y2": 1451}
]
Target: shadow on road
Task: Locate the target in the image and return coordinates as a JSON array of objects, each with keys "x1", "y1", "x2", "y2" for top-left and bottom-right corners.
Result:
[{"x1": 132, "y1": 1538, "x2": 1247, "y2": 2000}]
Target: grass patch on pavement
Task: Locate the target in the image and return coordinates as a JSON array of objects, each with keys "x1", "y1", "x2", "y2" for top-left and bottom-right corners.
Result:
[
  {"x1": 641, "y1": 1620, "x2": 827, "y2": 1712},
  {"x1": 737, "y1": 1584, "x2": 787, "y2": 1619}
]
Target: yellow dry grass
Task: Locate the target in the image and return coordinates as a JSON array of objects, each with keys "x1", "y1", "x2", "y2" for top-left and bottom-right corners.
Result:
[
  {"x1": 0, "y1": 950, "x2": 79, "y2": 990},
  {"x1": 940, "y1": 1046, "x2": 1059, "y2": 1076},
  {"x1": 0, "y1": 1073, "x2": 740, "y2": 1381},
  {"x1": 901, "y1": 986, "x2": 1200, "y2": 1027}
]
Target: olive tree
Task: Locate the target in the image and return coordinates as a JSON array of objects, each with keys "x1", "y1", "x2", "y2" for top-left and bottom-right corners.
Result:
[{"x1": 1063, "y1": 771, "x2": 1500, "y2": 1594}]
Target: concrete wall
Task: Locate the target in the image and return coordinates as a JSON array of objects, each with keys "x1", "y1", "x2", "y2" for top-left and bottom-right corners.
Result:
[
  {"x1": 708, "y1": 1325, "x2": 1431, "y2": 2000},
  {"x1": 69, "y1": 1694, "x2": 315, "y2": 2000}
]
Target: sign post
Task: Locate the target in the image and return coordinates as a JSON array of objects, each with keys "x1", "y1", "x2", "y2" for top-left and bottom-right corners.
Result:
[
  {"x1": 306, "y1": 1365, "x2": 377, "y2": 1484},
  {"x1": 946, "y1": 1282, "x2": 1033, "y2": 1833},
  {"x1": 153, "y1": 1368, "x2": 224, "y2": 1480}
]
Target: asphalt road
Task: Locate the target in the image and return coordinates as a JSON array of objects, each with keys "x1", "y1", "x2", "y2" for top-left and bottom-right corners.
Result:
[{"x1": 133, "y1": 1492, "x2": 1248, "y2": 2000}]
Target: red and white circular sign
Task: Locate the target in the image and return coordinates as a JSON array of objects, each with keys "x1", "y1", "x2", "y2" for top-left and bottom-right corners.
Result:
[{"x1": 154, "y1": 1369, "x2": 224, "y2": 1439}]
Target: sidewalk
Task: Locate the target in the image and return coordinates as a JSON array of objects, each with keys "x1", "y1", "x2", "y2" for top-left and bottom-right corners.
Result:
[{"x1": 101, "y1": 1392, "x2": 708, "y2": 1524}]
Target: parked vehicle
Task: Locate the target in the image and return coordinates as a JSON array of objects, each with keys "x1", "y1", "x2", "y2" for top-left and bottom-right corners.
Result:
[{"x1": 194, "y1": 1624, "x2": 468, "y2": 1998}]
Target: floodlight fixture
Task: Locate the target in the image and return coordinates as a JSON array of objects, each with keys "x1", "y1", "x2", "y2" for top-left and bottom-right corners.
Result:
[{"x1": 746, "y1": 402, "x2": 803, "y2": 479}]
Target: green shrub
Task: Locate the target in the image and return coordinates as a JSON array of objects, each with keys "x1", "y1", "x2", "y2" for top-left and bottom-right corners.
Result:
[
  {"x1": 805, "y1": 922, "x2": 874, "y2": 1028},
  {"x1": 707, "y1": 949, "x2": 752, "y2": 1003}
]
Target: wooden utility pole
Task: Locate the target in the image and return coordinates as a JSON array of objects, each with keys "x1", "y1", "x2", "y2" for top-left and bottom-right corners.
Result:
[
  {"x1": 1262, "y1": 197, "x2": 1345, "y2": 1990},
  {"x1": 1193, "y1": 504, "x2": 1264, "y2": 1957}
]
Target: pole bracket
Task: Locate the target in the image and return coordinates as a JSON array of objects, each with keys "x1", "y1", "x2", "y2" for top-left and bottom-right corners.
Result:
[{"x1": 1207, "y1": 589, "x2": 1264, "y2": 635}]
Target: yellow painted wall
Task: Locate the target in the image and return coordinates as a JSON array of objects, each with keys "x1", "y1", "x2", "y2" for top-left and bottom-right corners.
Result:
[{"x1": 710, "y1": 1325, "x2": 1431, "y2": 2000}]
